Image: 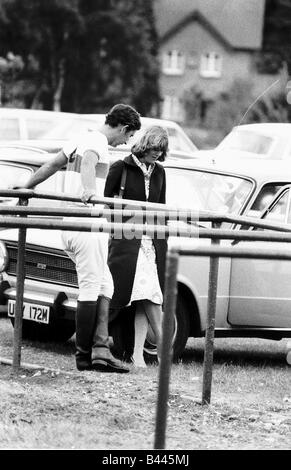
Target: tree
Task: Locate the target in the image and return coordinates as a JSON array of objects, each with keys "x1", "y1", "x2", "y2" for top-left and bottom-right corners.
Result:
[
  {"x1": 0, "y1": 51, "x2": 24, "y2": 106},
  {"x1": 74, "y1": 0, "x2": 160, "y2": 114},
  {"x1": 257, "y1": 0, "x2": 291, "y2": 74},
  {"x1": 0, "y1": 0, "x2": 83, "y2": 110},
  {"x1": 0, "y1": 0, "x2": 160, "y2": 114}
]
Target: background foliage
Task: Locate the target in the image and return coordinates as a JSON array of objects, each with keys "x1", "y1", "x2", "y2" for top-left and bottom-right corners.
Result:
[
  {"x1": 0, "y1": 0, "x2": 160, "y2": 114},
  {"x1": 183, "y1": 0, "x2": 291, "y2": 145}
]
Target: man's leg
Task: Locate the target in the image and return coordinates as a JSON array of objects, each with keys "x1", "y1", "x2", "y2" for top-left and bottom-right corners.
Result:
[
  {"x1": 62, "y1": 230, "x2": 129, "y2": 373},
  {"x1": 61, "y1": 230, "x2": 101, "y2": 371},
  {"x1": 75, "y1": 300, "x2": 97, "y2": 371},
  {"x1": 91, "y1": 295, "x2": 130, "y2": 372}
]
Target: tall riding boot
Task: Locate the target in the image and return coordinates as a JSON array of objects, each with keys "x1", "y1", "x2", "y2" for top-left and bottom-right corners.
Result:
[
  {"x1": 91, "y1": 296, "x2": 130, "y2": 373},
  {"x1": 75, "y1": 300, "x2": 97, "y2": 371}
]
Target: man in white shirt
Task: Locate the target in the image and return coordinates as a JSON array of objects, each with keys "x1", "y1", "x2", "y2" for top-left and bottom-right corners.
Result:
[{"x1": 23, "y1": 104, "x2": 141, "y2": 372}]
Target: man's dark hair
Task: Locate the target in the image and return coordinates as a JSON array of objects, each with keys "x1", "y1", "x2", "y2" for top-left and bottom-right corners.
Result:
[{"x1": 105, "y1": 104, "x2": 141, "y2": 131}]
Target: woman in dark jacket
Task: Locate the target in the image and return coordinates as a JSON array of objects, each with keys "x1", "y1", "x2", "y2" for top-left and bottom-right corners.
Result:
[{"x1": 104, "y1": 126, "x2": 169, "y2": 367}]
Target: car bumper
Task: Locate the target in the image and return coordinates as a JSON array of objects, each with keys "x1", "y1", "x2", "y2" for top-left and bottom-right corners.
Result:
[{"x1": 0, "y1": 274, "x2": 77, "y2": 320}]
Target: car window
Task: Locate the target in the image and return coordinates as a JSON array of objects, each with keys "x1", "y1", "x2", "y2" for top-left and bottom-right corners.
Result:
[
  {"x1": 0, "y1": 163, "x2": 65, "y2": 207},
  {"x1": 217, "y1": 129, "x2": 273, "y2": 156},
  {"x1": 0, "y1": 163, "x2": 32, "y2": 204},
  {"x1": 166, "y1": 127, "x2": 196, "y2": 153},
  {"x1": 0, "y1": 163, "x2": 32, "y2": 189},
  {"x1": 165, "y1": 167, "x2": 252, "y2": 214},
  {"x1": 0, "y1": 118, "x2": 20, "y2": 140},
  {"x1": 247, "y1": 183, "x2": 286, "y2": 218},
  {"x1": 263, "y1": 191, "x2": 289, "y2": 225}
]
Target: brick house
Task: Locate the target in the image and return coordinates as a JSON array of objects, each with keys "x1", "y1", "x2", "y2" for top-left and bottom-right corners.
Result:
[{"x1": 154, "y1": 0, "x2": 281, "y2": 123}]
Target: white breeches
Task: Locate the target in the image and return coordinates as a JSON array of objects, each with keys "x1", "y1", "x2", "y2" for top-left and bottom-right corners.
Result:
[{"x1": 61, "y1": 230, "x2": 114, "y2": 302}]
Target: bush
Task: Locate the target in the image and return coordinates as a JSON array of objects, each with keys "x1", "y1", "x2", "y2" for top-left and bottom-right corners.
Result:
[{"x1": 183, "y1": 78, "x2": 291, "y2": 140}]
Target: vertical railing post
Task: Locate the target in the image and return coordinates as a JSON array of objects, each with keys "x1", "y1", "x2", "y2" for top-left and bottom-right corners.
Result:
[
  {"x1": 201, "y1": 222, "x2": 221, "y2": 404},
  {"x1": 154, "y1": 247, "x2": 179, "y2": 450},
  {"x1": 12, "y1": 197, "x2": 28, "y2": 372}
]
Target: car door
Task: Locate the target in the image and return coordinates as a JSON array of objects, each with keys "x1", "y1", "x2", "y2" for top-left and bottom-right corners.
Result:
[{"x1": 228, "y1": 186, "x2": 291, "y2": 328}]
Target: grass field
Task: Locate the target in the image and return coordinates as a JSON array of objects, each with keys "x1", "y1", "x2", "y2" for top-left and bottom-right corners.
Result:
[{"x1": 0, "y1": 317, "x2": 290, "y2": 450}]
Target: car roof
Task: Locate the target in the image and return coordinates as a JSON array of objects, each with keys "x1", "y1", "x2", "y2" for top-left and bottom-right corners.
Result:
[
  {"x1": 233, "y1": 123, "x2": 291, "y2": 137},
  {"x1": 164, "y1": 156, "x2": 291, "y2": 184},
  {"x1": 0, "y1": 144, "x2": 48, "y2": 154},
  {"x1": 0, "y1": 108, "x2": 75, "y2": 118},
  {"x1": 82, "y1": 113, "x2": 183, "y2": 129},
  {"x1": 0, "y1": 150, "x2": 56, "y2": 167}
]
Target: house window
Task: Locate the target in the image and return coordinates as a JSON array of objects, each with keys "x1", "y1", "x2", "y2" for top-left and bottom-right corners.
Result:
[
  {"x1": 162, "y1": 50, "x2": 185, "y2": 75},
  {"x1": 161, "y1": 95, "x2": 183, "y2": 121},
  {"x1": 200, "y1": 52, "x2": 222, "y2": 78}
]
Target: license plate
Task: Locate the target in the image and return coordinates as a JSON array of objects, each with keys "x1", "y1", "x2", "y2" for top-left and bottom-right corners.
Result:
[{"x1": 8, "y1": 300, "x2": 50, "y2": 324}]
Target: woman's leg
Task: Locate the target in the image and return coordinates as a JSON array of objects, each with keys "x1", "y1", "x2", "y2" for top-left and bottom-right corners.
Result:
[
  {"x1": 132, "y1": 302, "x2": 149, "y2": 367},
  {"x1": 142, "y1": 300, "x2": 163, "y2": 361}
]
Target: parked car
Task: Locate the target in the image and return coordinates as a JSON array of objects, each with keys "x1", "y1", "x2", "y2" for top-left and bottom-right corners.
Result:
[
  {"x1": 0, "y1": 108, "x2": 97, "y2": 141},
  {"x1": 0, "y1": 153, "x2": 291, "y2": 358},
  {"x1": 81, "y1": 114, "x2": 198, "y2": 157},
  {"x1": 198, "y1": 123, "x2": 291, "y2": 162},
  {"x1": 1, "y1": 110, "x2": 198, "y2": 160}
]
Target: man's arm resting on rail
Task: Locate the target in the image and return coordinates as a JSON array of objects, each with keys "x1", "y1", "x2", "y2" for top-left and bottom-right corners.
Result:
[{"x1": 23, "y1": 151, "x2": 68, "y2": 189}]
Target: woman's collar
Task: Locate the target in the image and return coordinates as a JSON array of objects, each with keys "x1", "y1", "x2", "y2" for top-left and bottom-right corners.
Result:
[{"x1": 132, "y1": 154, "x2": 155, "y2": 170}]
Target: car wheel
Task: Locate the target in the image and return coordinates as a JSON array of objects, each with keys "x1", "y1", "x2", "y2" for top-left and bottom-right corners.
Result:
[
  {"x1": 10, "y1": 317, "x2": 76, "y2": 343},
  {"x1": 110, "y1": 296, "x2": 190, "y2": 363}
]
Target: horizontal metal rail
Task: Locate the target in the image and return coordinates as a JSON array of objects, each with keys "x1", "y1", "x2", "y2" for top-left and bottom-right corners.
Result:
[
  {"x1": 1, "y1": 189, "x2": 291, "y2": 232},
  {"x1": 1, "y1": 188, "x2": 190, "y2": 212},
  {"x1": 0, "y1": 206, "x2": 199, "y2": 221},
  {"x1": 2, "y1": 215, "x2": 291, "y2": 243},
  {"x1": 175, "y1": 245, "x2": 291, "y2": 259}
]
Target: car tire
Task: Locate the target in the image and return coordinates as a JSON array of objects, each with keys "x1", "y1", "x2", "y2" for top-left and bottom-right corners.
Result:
[
  {"x1": 10, "y1": 317, "x2": 76, "y2": 343},
  {"x1": 110, "y1": 296, "x2": 190, "y2": 363}
]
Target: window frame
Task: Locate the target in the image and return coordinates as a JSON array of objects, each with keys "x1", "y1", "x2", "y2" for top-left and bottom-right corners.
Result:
[
  {"x1": 199, "y1": 52, "x2": 222, "y2": 78},
  {"x1": 162, "y1": 50, "x2": 185, "y2": 76}
]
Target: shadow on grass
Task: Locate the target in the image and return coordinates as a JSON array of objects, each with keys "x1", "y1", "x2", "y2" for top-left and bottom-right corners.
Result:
[
  {"x1": 0, "y1": 317, "x2": 76, "y2": 356},
  {"x1": 179, "y1": 338, "x2": 288, "y2": 368},
  {"x1": 22, "y1": 336, "x2": 76, "y2": 356},
  {"x1": 1, "y1": 317, "x2": 289, "y2": 368}
]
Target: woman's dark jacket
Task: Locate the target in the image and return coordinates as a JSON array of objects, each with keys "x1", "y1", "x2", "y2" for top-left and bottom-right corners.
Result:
[{"x1": 104, "y1": 154, "x2": 167, "y2": 309}]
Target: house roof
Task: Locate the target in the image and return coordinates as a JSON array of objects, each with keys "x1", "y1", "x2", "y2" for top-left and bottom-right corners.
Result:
[{"x1": 154, "y1": 0, "x2": 266, "y2": 50}]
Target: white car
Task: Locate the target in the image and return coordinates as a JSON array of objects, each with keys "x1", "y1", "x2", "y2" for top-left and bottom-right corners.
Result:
[
  {"x1": 0, "y1": 108, "x2": 97, "y2": 141},
  {"x1": 0, "y1": 152, "x2": 291, "y2": 359},
  {"x1": 0, "y1": 108, "x2": 198, "y2": 160},
  {"x1": 198, "y1": 123, "x2": 291, "y2": 162},
  {"x1": 43, "y1": 114, "x2": 198, "y2": 159}
]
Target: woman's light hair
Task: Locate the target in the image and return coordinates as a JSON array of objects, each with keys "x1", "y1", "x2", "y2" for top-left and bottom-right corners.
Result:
[{"x1": 131, "y1": 125, "x2": 169, "y2": 161}]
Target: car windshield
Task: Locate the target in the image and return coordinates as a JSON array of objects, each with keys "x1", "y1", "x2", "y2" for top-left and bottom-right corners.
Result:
[
  {"x1": 0, "y1": 163, "x2": 65, "y2": 206},
  {"x1": 165, "y1": 167, "x2": 253, "y2": 214},
  {"x1": 0, "y1": 146, "x2": 47, "y2": 156},
  {"x1": 217, "y1": 128, "x2": 274, "y2": 156},
  {"x1": 0, "y1": 162, "x2": 33, "y2": 188}
]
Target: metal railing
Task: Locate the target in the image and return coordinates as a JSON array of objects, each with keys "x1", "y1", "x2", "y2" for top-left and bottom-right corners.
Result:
[{"x1": 1, "y1": 189, "x2": 291, "y2": 450}]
